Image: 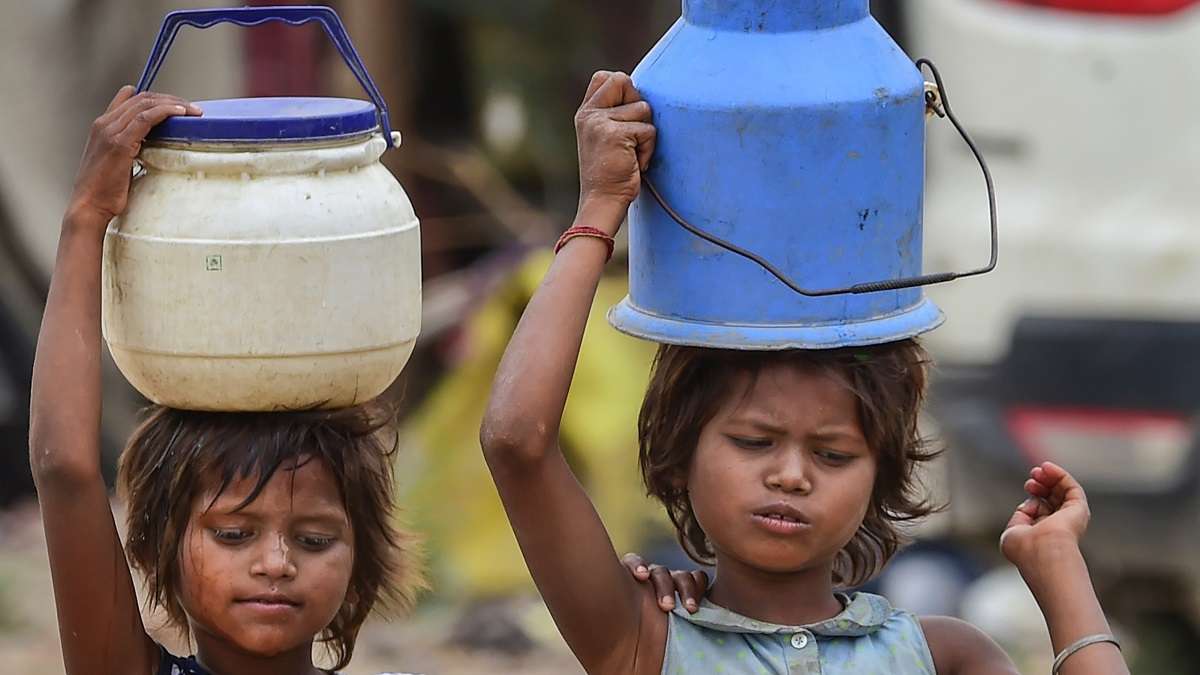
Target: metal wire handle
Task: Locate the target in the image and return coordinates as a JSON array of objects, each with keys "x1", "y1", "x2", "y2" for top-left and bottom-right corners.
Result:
[{"x1": 642, "y1": 57, "x2": 998, "y2": 297}]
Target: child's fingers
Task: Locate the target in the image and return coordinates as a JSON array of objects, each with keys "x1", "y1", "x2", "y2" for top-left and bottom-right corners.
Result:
[
  {"x1": 588, "y1": 71, "x2": 633, "y2": 109},
  {"x1": 1002, "y1": 505, "x2": 1034, "y2": 538},
  {"x1": 1051, "y1": 475, "x2": 1087, "y2": 509},
  {"x1": 1016, "y1": 497, "x2": 1039, "y2": 517},
  {"x1": 625, "y1": 121, "x2": 657, "y2": 149},
  {"x1": 606, "y1": 100, "x2": 657, "y2": 168},
  {"x1": 582, "y1": 70, "x2": 613, "y2": 105},
  {"x1": 1041, "y1": 461, "x2": 1088, "y2": 506},
  {"x1": 92, "y1": 86, "x2": 138, "y2": 129},
  {"x1": 608, "y1": 100, "x2": 652, "y2": 124},
  {"x1": 114, "y1": 103, "x2": 190, "y2": 148},
  {"x1": 648, "y1": 565, "x2": 676, "y2": 610},
  {"x1": 114, "y1": 92, "x2": 198, "y2": 125},
  {"x1": 1040, "y1": 461, "x2": 1069, "y2": 477},
  {"x1": 635, "y1": 128, "x2": 657, "y2": 172},
  {"x1": 1021, "y1": 496, "x2": 1056, "y2": 520},
  {"x1": 621, "y1": 552, "x2": 650, "y2": 580},
  {"x1": 618, "y1": 76, "x2": 643, "y2": 105},
  {"x1": 1025, "y1": 480, "x2": 1068, "y2": 513},
  {"x1": 671, "y1": 570, "x2": 702, "y2": 613},
  {"x1": 1030, "y1": 464, "x2": 1062, "y2": 490},
  {"x1": 691, "y1": 570, "x2": 709, "y2": 596},
  {"x1": 1024, "y1": 478, "x2": 1050, "y2": 498},
  {"x1": 1030, "y1": 465, "x2": 1069, "y2": 509},
  {"x1": 108, "y1": 95, "x2": 166, "y2": 135},
  {"x1": 111, "y1": 93, "x2": 197, "y2": 131},
  {"x1": 104, "y1": 85, "x2": 136, "y2": 115}
]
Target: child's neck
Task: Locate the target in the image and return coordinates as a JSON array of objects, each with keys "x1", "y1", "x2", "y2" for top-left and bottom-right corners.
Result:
[
  {"x1": 707, "y1": 554, "x2": 844, "y2": 626},
  {"x1": 193, "y1": 634, "x2": 325, "y2": 675}
]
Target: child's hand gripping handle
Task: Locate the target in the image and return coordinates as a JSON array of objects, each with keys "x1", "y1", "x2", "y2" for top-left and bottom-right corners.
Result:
[
  {"x1": 573, "y1": 70, "x2": 656, "y2": 235},
  {"x1": 68, "y1": 87, "x2": 201, "y2": 228}
]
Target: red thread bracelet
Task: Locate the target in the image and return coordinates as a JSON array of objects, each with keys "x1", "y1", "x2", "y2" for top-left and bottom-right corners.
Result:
[{"x1": 554, "y1": 226, "x2": 615, "y2": 262}]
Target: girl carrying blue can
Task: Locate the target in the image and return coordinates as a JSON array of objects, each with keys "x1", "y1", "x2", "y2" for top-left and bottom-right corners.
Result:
[{"x1": 481, "y1": 71, "x2": 1131, "y2": 675}]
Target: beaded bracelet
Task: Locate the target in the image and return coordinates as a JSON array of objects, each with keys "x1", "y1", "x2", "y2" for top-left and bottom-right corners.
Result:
[
  {"x1": 1051, "y1": 633, "x2": 1121, "y2": 674},
  {"x1": 554, "y1": 226, "x2": 615, "y2": 262}
]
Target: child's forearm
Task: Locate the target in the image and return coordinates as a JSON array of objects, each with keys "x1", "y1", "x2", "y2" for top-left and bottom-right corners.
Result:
[
  {"x1": 1017, "y1": 537, "x2": 1128, "y2": 675},
  {"x1": 481, "y1": 199, "x2": 625, "y2": 464},
  {"x1": 29, "y1": 91, "x2": 197, "y2": 483},
  {"x1": 28, "y1": 210, "x2": 107, "y2": 481}
]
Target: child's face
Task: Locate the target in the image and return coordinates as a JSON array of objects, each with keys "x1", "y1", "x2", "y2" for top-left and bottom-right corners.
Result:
[
  {"x1": 178, "y1": 456, "x2": 355, "y2": 657},
  {"x1": 687, "y1": 364, "x2": 876, "y2": 574}
]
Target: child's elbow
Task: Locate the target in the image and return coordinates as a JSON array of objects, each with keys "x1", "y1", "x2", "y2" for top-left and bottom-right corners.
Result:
[
  {"x1": 26, "y1": 415, "x2": 102, "y2": 485},
  {"x1": 28, "y1": 440, "x2": 99, "y2": 488},
  {"x1": 479, "y1": 415, "x2": 554, "y2": 469}
]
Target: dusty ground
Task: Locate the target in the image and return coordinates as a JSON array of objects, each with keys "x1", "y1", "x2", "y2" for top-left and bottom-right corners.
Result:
[{"x1": 0, "y1": 500, "x2": 583, "y2": 675}]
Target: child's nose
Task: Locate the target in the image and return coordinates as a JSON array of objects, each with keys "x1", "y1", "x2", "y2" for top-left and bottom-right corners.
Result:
[
  {"x1": 765, "y1": 450, "x2": 813, "y2": 494},
  {"x1": 250, "y1": 534, "x2": 298, "y2": 579}
]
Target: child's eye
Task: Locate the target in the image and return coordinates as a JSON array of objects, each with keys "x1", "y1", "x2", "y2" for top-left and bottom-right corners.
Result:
[
  {"x1": 815, "y1": 449, "x2": 853, "y2": 464},
  {"x1": 727, "y1": 435, "x2": 772, "y2": 450},
  {"x1": 212, "y1": 528, "x2": 251, "y2": 544},
  {"x1": 297, "y1": 534, "x2": 335, "y2": 550}
]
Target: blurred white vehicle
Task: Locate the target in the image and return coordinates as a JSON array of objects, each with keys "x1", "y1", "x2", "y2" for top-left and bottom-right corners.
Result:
[
  {"x1": 915, "y1": 0, "x2": 1200, "y2": 363},
  {"x1": 906, "y1": 0, "x2": 1200, "y2": 647}
]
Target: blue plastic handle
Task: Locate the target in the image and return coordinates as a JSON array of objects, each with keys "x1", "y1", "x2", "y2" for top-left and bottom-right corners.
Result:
[{"x1": 135, "y1": 5, "x2": 396, "y2": 148}]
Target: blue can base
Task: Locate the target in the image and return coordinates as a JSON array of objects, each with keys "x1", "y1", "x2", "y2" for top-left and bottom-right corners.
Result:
[{"x1": 608, "y1": 296, "x2": 945, "y2": 350}]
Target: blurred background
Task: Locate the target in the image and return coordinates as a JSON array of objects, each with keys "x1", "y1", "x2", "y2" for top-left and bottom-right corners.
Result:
[{"x1": 1, "y1": 0, "x2": 1198, "y2": 673}]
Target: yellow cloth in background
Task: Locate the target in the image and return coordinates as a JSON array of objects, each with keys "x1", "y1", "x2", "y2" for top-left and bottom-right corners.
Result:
[{"x1": 404, "y1": 250, "x2": 662, "y2": 597}]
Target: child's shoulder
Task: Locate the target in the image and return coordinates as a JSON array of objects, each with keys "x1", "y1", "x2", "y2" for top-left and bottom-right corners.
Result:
[{"x1": 918, "y1": 615, "x2": 1018, "y2": 674}]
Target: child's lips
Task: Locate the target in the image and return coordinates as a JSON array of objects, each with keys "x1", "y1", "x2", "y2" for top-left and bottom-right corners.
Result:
[
  {"x1": 235, "y1": 594, "x2": 302, "y2": 613},
  {"x1": 751, "y1": 513, "x2": 813, "y2": 535},
  {"x1": 236, "y1": 600, "x2": 303, "y2": 620},
  {"x1": 751, "y1": 502, "x2": 813, "y2": 535}
]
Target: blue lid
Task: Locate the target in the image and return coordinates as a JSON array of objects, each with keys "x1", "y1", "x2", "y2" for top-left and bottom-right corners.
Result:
[{"x1": 148, "y1": 96, "x2": 380, "y2": 143}]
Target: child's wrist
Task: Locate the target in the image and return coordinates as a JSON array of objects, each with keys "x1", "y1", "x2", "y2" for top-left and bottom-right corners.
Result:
[
  {"x1": 1013, "y1": 532, "x2": 1085, "y2": 584},
  {"x1": 575, "y1": 196, "x2": 629, "y2": 235},
  {"x1": 62, "y1": 202, "x2": 112, "y2": 237},
  {"x1": 555, "y1": 226, "x2": 615, "y2": 261}
]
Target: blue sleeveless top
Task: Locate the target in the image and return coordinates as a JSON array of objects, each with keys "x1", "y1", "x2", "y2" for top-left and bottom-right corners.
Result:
[{"x1": 661, "y1": 592, "x2": 937, "y2": 675}]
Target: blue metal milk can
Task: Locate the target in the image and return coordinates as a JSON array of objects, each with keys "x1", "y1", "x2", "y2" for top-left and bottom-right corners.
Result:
[{"x1": 608, "y1": 0, "x2": 996, "y2": 349}]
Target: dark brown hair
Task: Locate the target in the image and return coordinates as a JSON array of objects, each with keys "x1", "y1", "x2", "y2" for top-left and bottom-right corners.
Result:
[
  {"x1": 638, "y1": 339, "x2": 941, "y2": 588},
  {"x1": 116, "y1": 401, "x2": 424, "y2": 672}
]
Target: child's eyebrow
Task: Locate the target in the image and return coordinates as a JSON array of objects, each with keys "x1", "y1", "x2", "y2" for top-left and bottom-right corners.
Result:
[
  {"x1": 203, "y1": 501, "x2": 349, "y2": 525},
  {"x1": 291, "y1": 511, "x2": 351, "y2": 528},
  {"x1": 725, "y1": 413, "x2": 866, "y2": 443},
  {"x1": 724, "y1": 413, "x2": 788, "y2": 434},
  {"x1": 808, "y1": 427, "x2": 868, "y2": 444}
]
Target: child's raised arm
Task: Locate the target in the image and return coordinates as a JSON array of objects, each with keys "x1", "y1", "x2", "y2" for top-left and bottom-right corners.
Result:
[
  {"x1": 479, "y1": 71, "x2": 662, "y2": 675},
  {"x1": 1000, "y1": 462, "x2": 1129, "y2": 675},
  {"x1": 922, "y1": 462, "x2": 1130, "y2": 675},
  {"x1": 29, "y1": 86, "x2": 200, "y2": 675}
]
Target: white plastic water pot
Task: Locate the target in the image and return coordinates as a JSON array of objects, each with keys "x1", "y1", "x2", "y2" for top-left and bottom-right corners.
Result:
[{"x1": 101, "y1": 7, "x2": 421, "y2": 411}]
